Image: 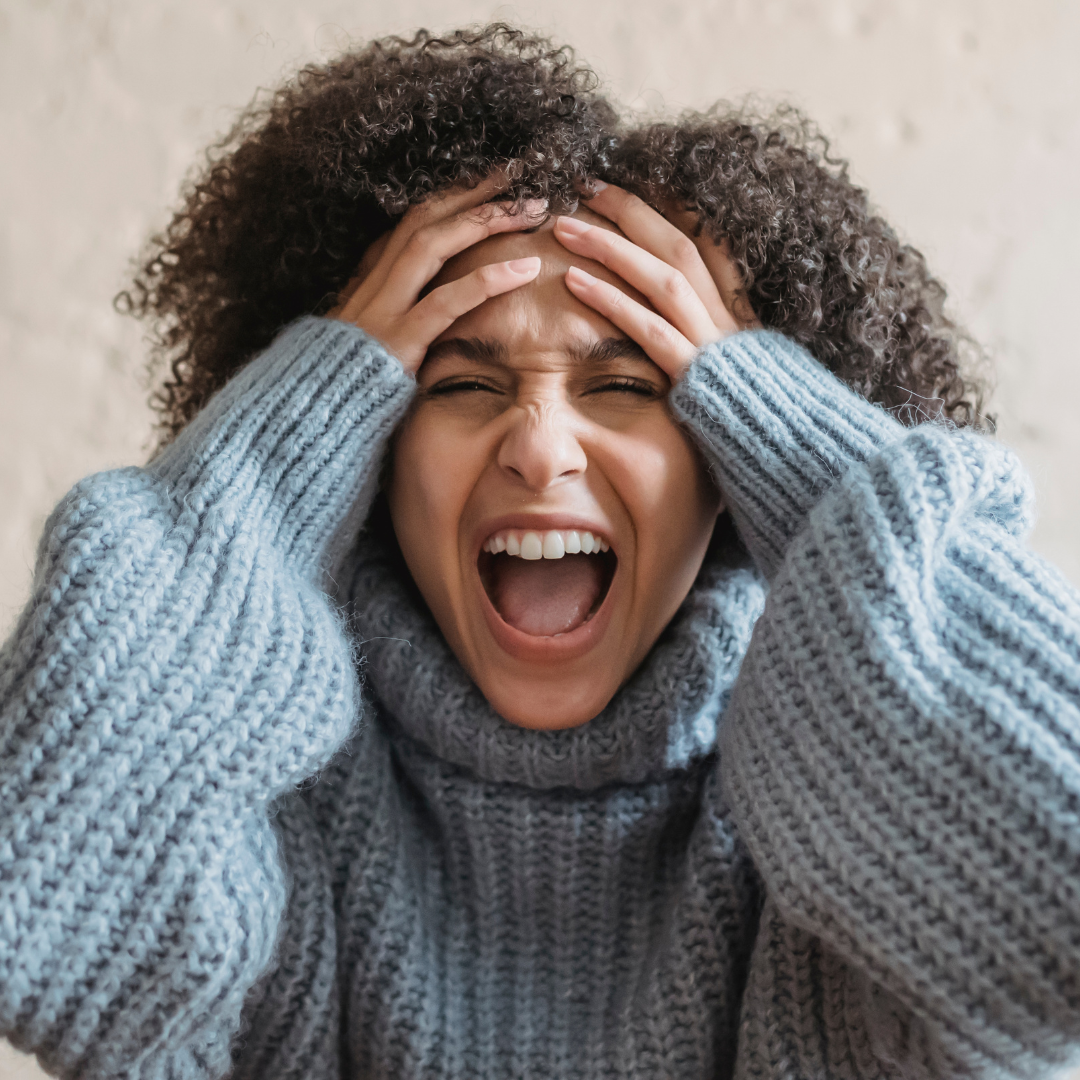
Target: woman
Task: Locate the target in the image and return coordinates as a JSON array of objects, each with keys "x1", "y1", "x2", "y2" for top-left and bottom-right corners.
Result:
[{"x1": 2, "y1": 24, "x2": 1078, "y2": 1080}]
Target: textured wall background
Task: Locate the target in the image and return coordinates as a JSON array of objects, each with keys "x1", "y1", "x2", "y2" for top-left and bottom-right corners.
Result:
[{"x1": 2, "y1": 1, "x2": 1078, "y2": 1077}]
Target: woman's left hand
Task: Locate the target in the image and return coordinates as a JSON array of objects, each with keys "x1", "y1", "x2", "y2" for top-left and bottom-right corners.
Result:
[{"x1": 553, "y1": 181, "x2": 760, "y2": 383}]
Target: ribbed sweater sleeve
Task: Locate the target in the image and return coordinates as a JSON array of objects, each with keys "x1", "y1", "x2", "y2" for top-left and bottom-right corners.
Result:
[
  {"x1": 0, "y1": 317, "x2": 413, "y2": 1080},
  {"x1": 672, "y1": 330, "x2": 1080, "y2": 1076}
]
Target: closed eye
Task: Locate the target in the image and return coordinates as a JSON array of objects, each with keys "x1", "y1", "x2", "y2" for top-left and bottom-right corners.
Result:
[
  {"x1": 424, "y1": 378, "x2": 505, "y2": 397},
  {"x1": 585, "y1": 377, "x2": 661, "y2": 398}
]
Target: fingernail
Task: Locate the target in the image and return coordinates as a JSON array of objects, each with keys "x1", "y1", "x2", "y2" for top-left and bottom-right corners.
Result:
[
  {"x1": 566, "y1": 265, "x2": 597, "y2": 285},
  {"x1": 508, "y1": 257, "x2": 541, "y2": 274},
  {"x1": 587, "y1": 179, "x2": 608, "y2": 195},
  {"x1": 556, "y1": 215, "x2": 589, "y2": 235},
  {"x1": 523, "y1": 198, "x2": 548, "y2": 215}
]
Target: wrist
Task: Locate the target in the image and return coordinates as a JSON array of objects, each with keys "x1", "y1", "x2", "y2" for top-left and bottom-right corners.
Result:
[{"x1": 671, "y1": 330, "x2": 903, "y2": 576}]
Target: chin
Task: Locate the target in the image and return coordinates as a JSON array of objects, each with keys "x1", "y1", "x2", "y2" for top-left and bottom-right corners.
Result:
[
  {"x1": 477, "y1": 673, "x2": 616, "y2": 731},
  {"x1": 462, "y1": 525, "x2": 628, "y2": 728}
]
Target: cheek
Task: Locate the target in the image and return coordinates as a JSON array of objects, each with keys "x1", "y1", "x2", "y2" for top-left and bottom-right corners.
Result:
[
  {"x1": 602, "y1": 424, "x2": 720, "y2": 550},
  {"x1": 388, "y1": 415, "x2": 481, "y2": 586}
]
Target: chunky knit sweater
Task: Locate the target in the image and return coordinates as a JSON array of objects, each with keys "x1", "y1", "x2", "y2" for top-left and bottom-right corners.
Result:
[{"x1": 2, "y1": 317, "x2": 1080, "y2": 1080}]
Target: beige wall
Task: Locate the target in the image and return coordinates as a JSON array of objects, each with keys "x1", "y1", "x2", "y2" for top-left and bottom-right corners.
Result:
[{"x1": 2, "y1": 1, "x2": 1078, "y2": 1076}]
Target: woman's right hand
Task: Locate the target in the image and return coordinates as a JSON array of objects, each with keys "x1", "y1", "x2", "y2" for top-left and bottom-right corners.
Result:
[{"x1": 331, "y1": 175, "x2": 545, "y2": 374}]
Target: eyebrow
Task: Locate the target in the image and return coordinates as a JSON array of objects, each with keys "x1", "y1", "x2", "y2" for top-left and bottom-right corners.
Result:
[
  {"x1": 424, "y1": 336, "x2": 654, "y2": 367},
  {"x1": 570, "y1": 337, "x2": 652, "y2": 366}
]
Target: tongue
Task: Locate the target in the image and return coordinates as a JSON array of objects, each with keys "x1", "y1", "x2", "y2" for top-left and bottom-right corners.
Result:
[{"x1": 490, "y1": 554, "x2": 604, "y2": 637}]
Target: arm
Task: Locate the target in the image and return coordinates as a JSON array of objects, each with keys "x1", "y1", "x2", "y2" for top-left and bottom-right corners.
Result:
[
  {"x1": 0, "y1": 176, "x2": 552, "y2": 1079},
  {"x1": 536, "y1": 178, "x2": 1080, "y2": 1073},
  {"x1": 673, "y1": 329, "x2": 1080, "y2": 1076},
  {"x1": 0, "y1": 317, "x2": 412, "y2": 1079}
]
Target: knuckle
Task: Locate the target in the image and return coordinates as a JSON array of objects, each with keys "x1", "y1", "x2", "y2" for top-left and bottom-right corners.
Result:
[
  {"x1": 475, "y1": 264, "x2": 501, "y2": 290},
  {"x1": 403, "y1": 229, "x2": 429, "y2": 258},
  {"x1": 670, "y1": 234, "x2": 699, "y2": 265},
  {"x1": 662, "y1": 270, "x2": 693, "y2": 300},
  {"x1": 430, "y1": 294, "x2": 455, "y2": 320},
  {"x1": 421, "y1": 289, "x2": 455, "y2": 320},
  {"x1": 646, "y1": 317, "x2": 677, "y2": 347},
  {"x1": 405, "y1": 202, "x2": 438, "y2": 230},
  {"x1": 605, "y1": 233, "x2": 630, "y2": 256},
  {"x1": 469, "y1": 203, "x2": 499, "y2": 227}
]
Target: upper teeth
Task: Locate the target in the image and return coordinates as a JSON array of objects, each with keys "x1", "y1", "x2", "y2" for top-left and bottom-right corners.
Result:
[{"x1": 483, "y1": 529, "x2": 610, "y2": 559}]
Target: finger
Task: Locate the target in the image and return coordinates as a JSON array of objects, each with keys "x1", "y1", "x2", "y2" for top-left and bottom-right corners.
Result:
[
  {"x1": 339, "y1": 197, "x2": 544, "y2": 324},
  {"x1": 553, "y1": 216, "x2": 720, "y2": 345},
  {"x1": 382, "y1": 198, "x2": 547, "y2": 305},
  {"x1": 564, "y1": 265, "x2": 697, "y2": 381},
  {"x1": 583, "y1": 183, "x2": 736, "y2": 331},
  {"x1": 693, "y1": 236, "x2": 762, "y2": 329},
  {"x1": 660, "y1": 204, "x2": 761, "y2": 330},
  {"x1": 390, "y1": 172, "x2": 514, "y2": 253},
  {"x1": 393, "y1": 257, "x2": 542, "y2": 371},
  {"x1": 359, "y1": 172, "x2": 518, "y2": 303}
]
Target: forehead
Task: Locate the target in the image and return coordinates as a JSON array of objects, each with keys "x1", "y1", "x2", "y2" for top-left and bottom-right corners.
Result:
[
  {"x1": 434, "y1": 204, "x2": 621, "y2": 278},
  {"x1": 428, "y1": 207, "x2": 649, "y2": 349}
]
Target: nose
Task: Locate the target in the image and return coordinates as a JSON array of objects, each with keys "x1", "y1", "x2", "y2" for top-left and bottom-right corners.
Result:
[{"x1": 497, "y1": 400, "x2": 588, "y2": 492}]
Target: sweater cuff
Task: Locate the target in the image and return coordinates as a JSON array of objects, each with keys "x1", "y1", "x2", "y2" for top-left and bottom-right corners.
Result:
[
  {"x1": 148, "y1": 317, "x2": 415, "y2": 586},
  {"x1": 670, "y1": 330, "x2": 904, "y2": 578}
]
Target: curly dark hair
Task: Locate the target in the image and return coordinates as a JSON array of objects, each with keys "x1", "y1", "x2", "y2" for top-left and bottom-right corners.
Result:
[{"x1": 119, "y1": 23, "x2": 990, "y2": 445}]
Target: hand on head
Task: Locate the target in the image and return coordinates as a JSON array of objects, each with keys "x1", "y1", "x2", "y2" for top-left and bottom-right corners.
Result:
[
  {"x1": 333, "y1": 173, "x2": 754, "y2": 730},
  {"x1": 332, "y1": 172, "x2": 758, "y2": 383},
  {"x1": 555, "y1": 180, "x2": 759, "y2": 382},
  {"x1": 331, "y1": 172, "x2": 546, "y2": 374}
]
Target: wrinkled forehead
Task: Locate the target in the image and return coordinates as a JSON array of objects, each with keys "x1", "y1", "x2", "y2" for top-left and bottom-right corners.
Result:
[
  {"x1": 429, "y1": 205, "x2": 626, "y2": 290},
  {"x1": 423, "y1": 203, "x2": 656, "y2": 372}
]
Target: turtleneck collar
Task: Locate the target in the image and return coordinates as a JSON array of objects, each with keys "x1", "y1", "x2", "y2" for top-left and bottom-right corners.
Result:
[{"x1": 345, "y1": 532, "x2": 765, "y2": 791}]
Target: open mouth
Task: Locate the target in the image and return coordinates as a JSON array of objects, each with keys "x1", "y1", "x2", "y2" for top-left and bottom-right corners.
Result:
[{"x1": 478, "y1": 529, "x2": 618, "y2": 638}]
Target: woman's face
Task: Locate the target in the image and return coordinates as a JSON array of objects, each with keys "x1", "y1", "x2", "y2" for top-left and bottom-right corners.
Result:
[{"x1": 388, "y1": 208, "x2": 722, "y2": 730}]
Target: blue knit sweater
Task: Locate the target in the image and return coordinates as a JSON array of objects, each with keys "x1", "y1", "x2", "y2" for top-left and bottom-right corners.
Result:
[{"x1": 2, "y1": 317, "x2": 1079, "y2": 1079}]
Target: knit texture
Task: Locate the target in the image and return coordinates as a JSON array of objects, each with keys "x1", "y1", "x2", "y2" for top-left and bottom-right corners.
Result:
[
  {"x1": 2, "y1": 320, "x2": 1080, "y2": 1079},
  {"x1": 0, "y1": 318, "x2": 413, "y2": 1078}
]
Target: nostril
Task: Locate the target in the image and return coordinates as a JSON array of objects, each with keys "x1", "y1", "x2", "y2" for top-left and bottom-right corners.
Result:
[{"x1": 496, "y1": 413, "x2": 589, "y2": 491}]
